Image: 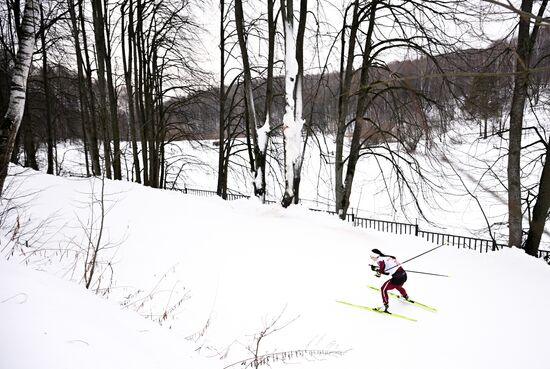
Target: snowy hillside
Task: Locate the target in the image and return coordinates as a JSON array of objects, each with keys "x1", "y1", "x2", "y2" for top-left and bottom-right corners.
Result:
[{"x1": 1, "y1": 168, "x2": 549, "y2": 369}]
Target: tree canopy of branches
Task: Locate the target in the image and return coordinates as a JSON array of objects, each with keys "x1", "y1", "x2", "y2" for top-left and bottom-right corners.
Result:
[{"x1": 333, "y1": 0, "x2": 468, "y2": 220}]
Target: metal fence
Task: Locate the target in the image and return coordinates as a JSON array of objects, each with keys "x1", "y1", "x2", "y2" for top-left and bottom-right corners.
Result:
[
  {"x1": 176, "y1": 187, "x2": 249, "y2": 201},
  {"x1": 354, "y1": 216, "x2": 417, "y2": 236},
  {"x1": 178, "y1": 187, "x2": 550, "y2": 262}
]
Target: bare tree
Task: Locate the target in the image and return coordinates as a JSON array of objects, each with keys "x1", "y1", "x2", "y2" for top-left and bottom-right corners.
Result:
[
  {"x1": 0, "y1": 0, "x2": 39, "y2": 196},
  {"x1": 121, "y1": 0, "x2": 206, "y2": 188},
  {"x1": 333, "y1": 0, "x2": 466, "y2": 220},
  {"x1": 501, "y1": 0, "x2": 548, "y2": 248}
]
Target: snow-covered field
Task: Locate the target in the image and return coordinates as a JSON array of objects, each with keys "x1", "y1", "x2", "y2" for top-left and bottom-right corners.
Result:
[
  {"x1": 49, "y1": 118, "x2": 550, "y2": 249},
  {"x1": 1, "y1": 165, "x2": 549, "y2": 369}
]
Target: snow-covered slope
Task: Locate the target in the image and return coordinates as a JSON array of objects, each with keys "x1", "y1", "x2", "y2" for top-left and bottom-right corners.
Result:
[{"x1": 1, "y1": 169, "x2": 549, "y2": 369}]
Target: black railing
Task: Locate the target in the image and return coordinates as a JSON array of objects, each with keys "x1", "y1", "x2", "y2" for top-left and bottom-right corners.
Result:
[
  {"x1": 177, "y1": 187, "x2": 550, "y2": 261},
  {"x1": 355, "y1": 217, "x2": 418, "y2": 236},
  {"x1": 310, "y1": 208, "x2": 355, "y2": 222},
  {"x1": 417, "y1": 230, "x2": 500, "y2": 252}
]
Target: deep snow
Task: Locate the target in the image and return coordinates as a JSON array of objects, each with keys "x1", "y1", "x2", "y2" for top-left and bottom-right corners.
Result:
[{"x1": 1, "y1": 167, "x2": 549, "y2": 369}]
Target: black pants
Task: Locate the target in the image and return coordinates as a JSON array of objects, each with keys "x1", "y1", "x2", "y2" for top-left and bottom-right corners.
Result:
[
  {"x1": 391, "y1": 268, "x2": 407, "y2": 286},
  {"x1": 381, "y1": 267, "x2": 408, "y2": 305}
]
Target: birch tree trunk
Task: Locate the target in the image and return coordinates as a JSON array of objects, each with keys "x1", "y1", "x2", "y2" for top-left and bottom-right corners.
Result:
[
  {"x1": 281, "y1": 0, "x2": 306, "y2": 208},
  {"x1": 0, "y1": 0, "x2": 39, "y2": 195}
]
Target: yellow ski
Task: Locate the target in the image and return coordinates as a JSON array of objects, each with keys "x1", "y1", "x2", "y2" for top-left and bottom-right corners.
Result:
[{"x1": 336, "y1": 300, "x2": 417, "y2": 322}]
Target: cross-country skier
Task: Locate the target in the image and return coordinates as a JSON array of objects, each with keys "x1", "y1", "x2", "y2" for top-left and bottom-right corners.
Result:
[{"x1": 370, "y1": 248, "x2": 412, "y2": 312}]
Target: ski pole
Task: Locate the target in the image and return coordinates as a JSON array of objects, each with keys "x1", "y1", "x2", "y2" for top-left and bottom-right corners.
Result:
[
  {"x1": 386, "y1": 243, "x2": 447, "y2": 273},
  {"x1": 369, "y1": 264, "x2": 449, "y2": 277},
  {"x1": 404, "y1": 269, "x2": 449, "y2": 278}
]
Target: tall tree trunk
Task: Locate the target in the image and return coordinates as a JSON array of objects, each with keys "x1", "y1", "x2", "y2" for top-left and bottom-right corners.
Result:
[
  {"x1": 507, "y1": 0, "x2": 547, "y2": 247},
  {"x1": 121, "y1": 0, "x2": 141, "y2": 183},
  {"x1": 69, "y1": 2, "x2": 90, "y2": 176},
  {"x1": 281, "y1": 0, "x2": 307, "y2": 208},
  {"x1": 106, "y1": 58, "x2": 121, "y2": 180},
  {"x1": 217, "y1": 0, "x2": 227, "y2": 198},
  {"x1": 21, "y1": 106, "x2": 38, "y2": 170},
  {"x1": 68, "y1": 0, "x2": 98, "y2": 176},
  {"x1": 524, "y1": 142, "x2": 550, "y2": 256},
  {"x1": 340, "y1": 1, "x2": 377, "y2": 219},
  {"x1": 154, "y1": 58, "x2": 164, "y2": 189},
  {"x1": 254, "y1": 0, "x2": 276, "y2": 201},
  {"x1": 103, "y1": 0, "x2": 122, "y2": 180},
  {"x1": 335, "y1": 0, "x2": 360, "y2": 219},
  {"x1": 291, "y1": 0, "x2": 307, "y2": 205},
  {"x1": 146, "y1": 48, "x2": 158, "y2": 188},
  {"x1": 10, "y1": 128, "x2": 21, "y2": 165},
  {"x1": 77, "y1": 0, "x2": 102, "y2": 175},
  {"x1": 135, "y1": 0, "x2": 149, "y2": 185},
  {"x1": 0, "y1": 0, "x2": 38, "y2": 195},
  {"x1": 81, "y1": 113, "x2": 90, "y2": 177},
  {"x1": 40, "y1": 3, "x2": 55, "y2": 175},
  {"x1": 234, "y1": 0, "x2": 263, "y2": 197},
  {"x1": 91, "y1": 0, "x2": 112, "y2": 179}
]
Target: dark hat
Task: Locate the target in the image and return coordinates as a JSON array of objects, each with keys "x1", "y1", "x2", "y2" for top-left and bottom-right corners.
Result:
[{"x1": 370, "y1": 248, "x2": 383, "y2": 258}]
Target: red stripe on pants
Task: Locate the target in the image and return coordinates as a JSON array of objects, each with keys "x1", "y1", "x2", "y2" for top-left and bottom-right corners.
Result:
[{"x1": 380, "y1": 279, "x2": 408, "y2": 305}]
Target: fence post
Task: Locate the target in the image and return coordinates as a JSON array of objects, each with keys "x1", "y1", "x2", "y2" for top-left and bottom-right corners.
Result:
[{"x1": 414, "y1": 224, "x2": 419, "y2": 236}]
